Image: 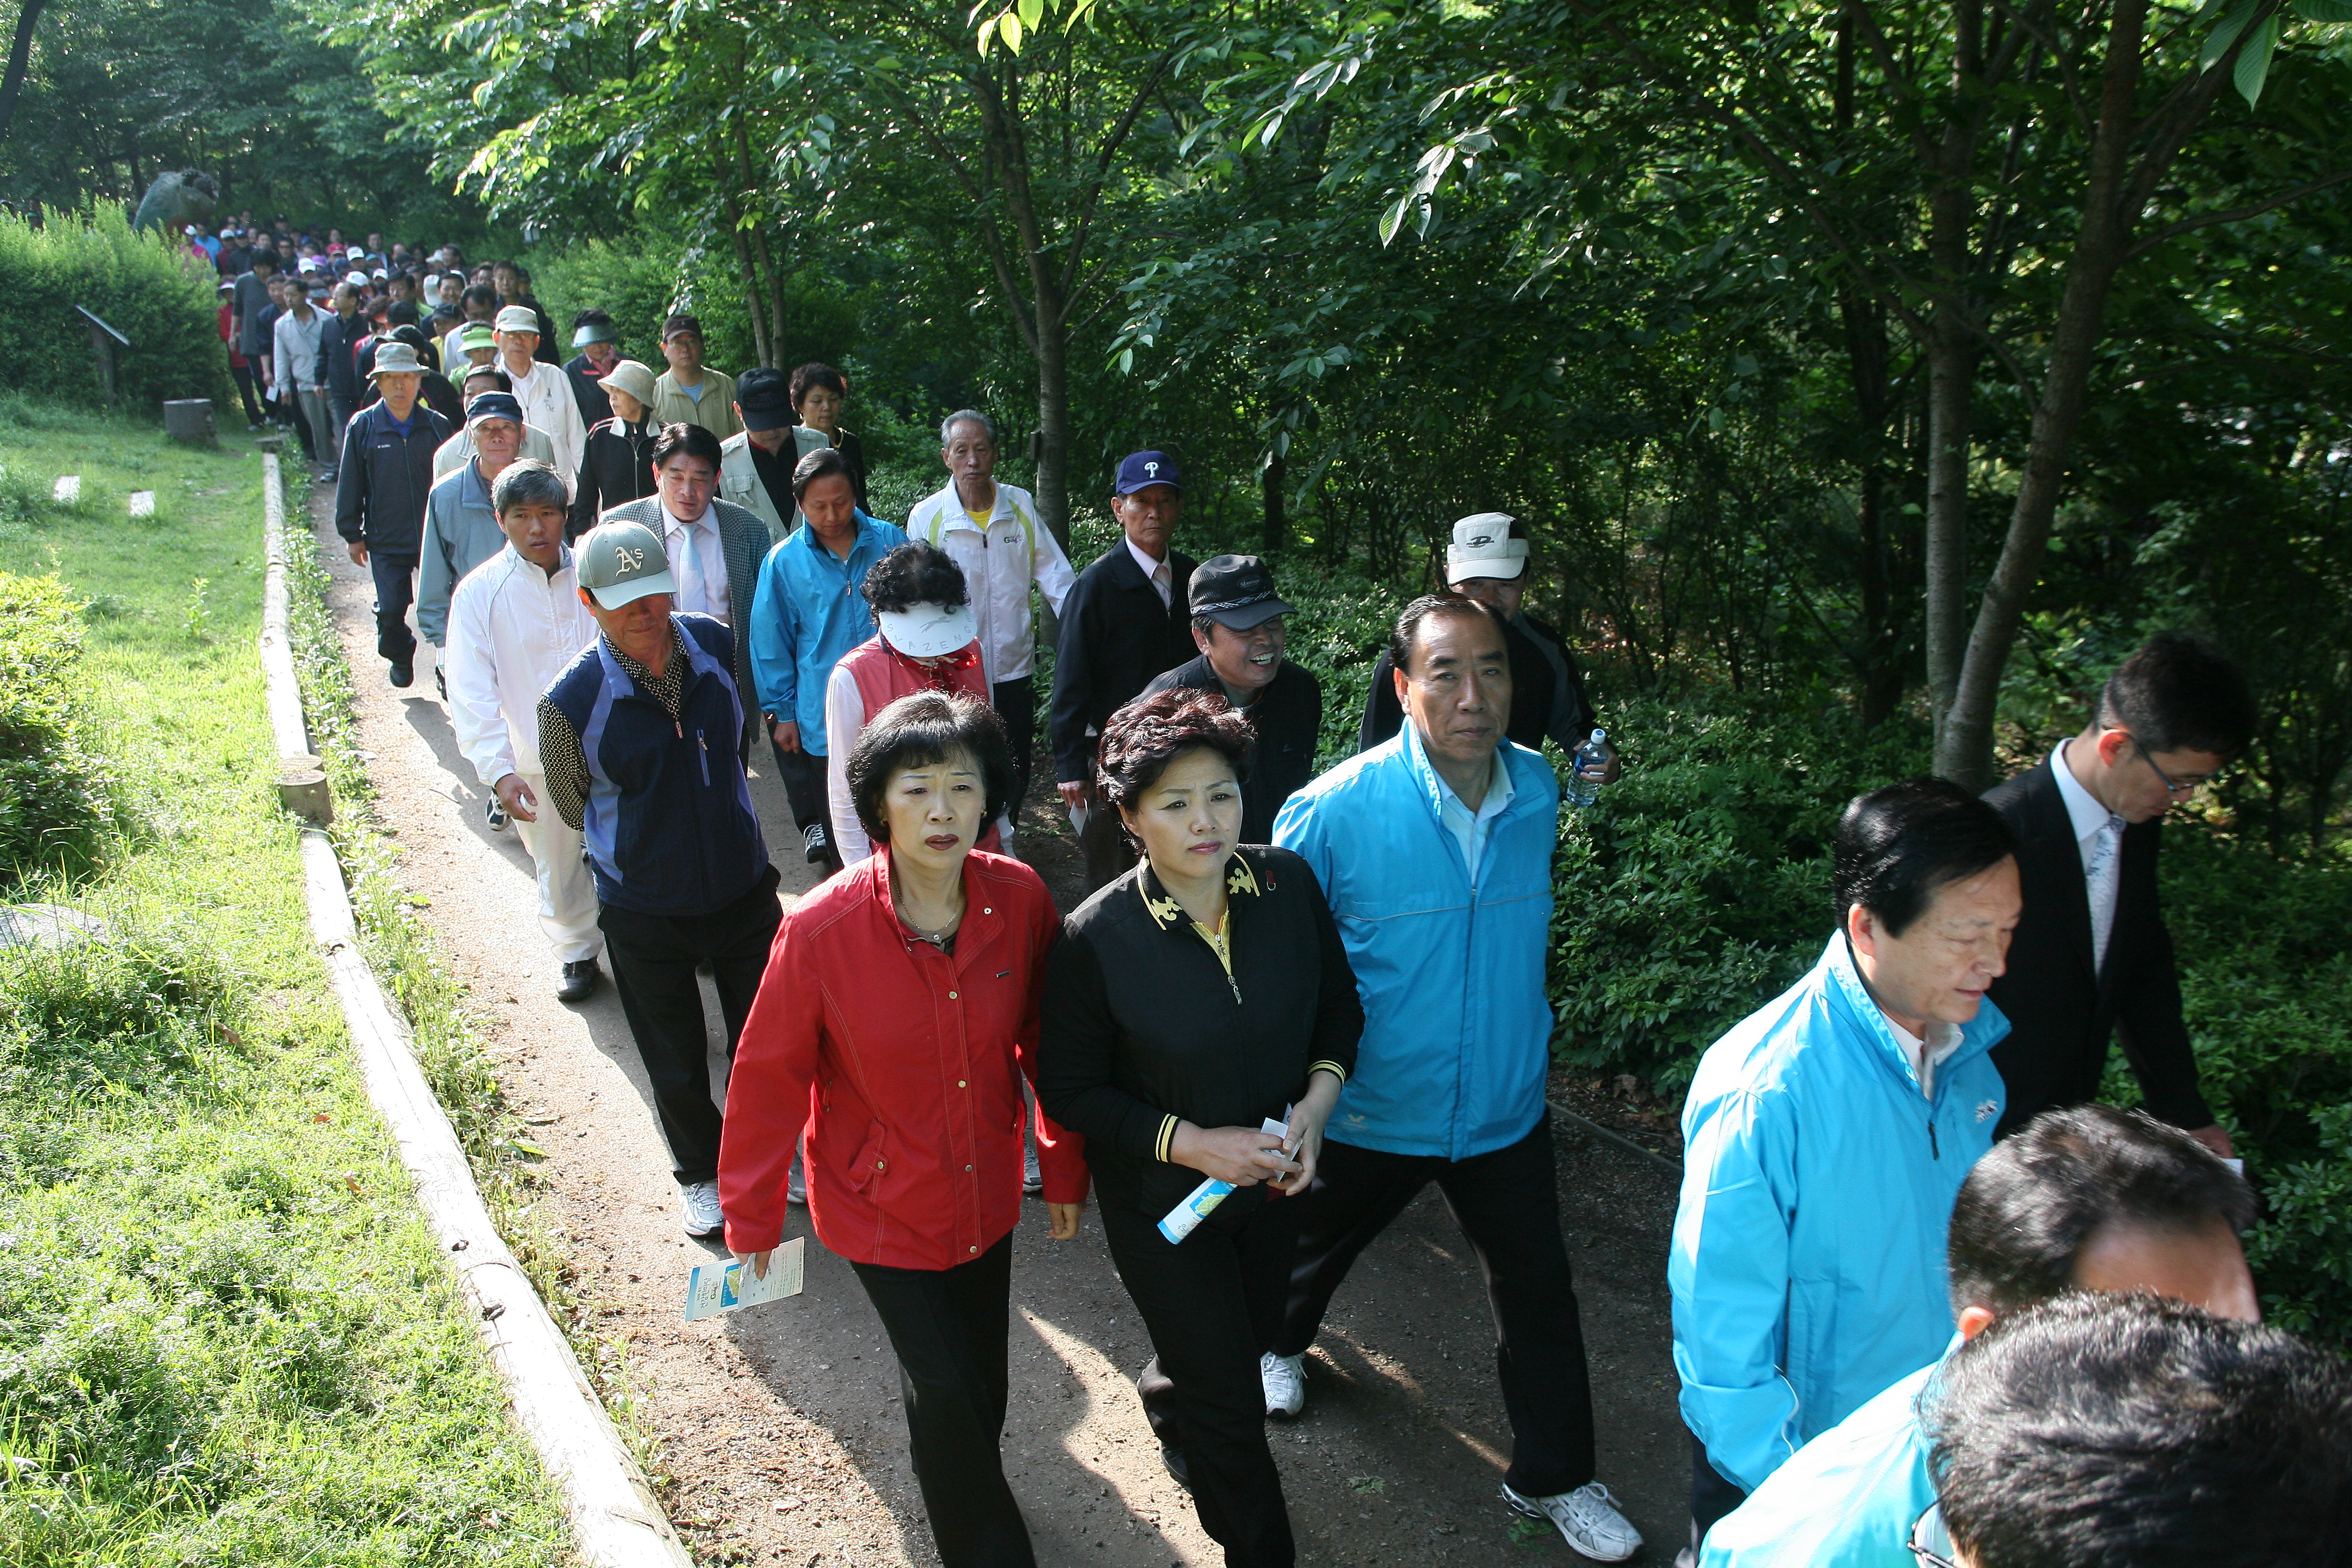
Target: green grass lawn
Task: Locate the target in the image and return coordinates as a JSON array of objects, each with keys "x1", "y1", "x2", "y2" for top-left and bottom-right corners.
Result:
[{"x1": 0, "y1": 399, "x2": 572, "y2": 1564}]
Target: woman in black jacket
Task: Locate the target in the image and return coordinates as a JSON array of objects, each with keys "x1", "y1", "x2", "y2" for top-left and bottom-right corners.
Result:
[{"x1": 1039, "y1": 688, "x2": 1361, "y2": 1568}]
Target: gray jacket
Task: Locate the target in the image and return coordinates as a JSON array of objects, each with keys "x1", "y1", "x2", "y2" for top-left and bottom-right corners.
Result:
[
  {"x1": 595, "y1": 495, "x2": 772, "y2": 757},
  {"x1": 417, "y1": 461, "x2": 507, "y2": 647}
]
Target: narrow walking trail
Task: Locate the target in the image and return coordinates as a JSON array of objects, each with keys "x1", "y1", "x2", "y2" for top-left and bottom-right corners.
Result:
[{"x1": 308, "y1": 489, "x2": 1690, "y2": 1566}]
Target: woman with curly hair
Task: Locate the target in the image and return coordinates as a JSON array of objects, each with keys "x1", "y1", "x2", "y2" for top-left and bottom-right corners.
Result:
[
  {"x1": 824, "y1": 541, "x2": 996, "y2": 864},
  {"x1": 1037, "y1": 687, "x2": 1363, "y2": 1568}
]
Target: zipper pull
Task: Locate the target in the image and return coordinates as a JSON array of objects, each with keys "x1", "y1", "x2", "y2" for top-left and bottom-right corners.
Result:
[
  {"x1": 1227, "y1": 973, "x2": 1242, "y2": 1006},
  {"x1": 1928, "y1": 1119, "x2": 1940, "y2": 1160}
]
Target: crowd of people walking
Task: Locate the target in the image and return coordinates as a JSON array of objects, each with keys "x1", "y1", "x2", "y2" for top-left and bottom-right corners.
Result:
[{"x1": 249, "y1": 219, "x2": 2352, "y2": 1568}]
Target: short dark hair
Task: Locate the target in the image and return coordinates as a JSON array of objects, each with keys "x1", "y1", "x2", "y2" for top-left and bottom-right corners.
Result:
[
  {"x1": 572, "y1": 307, "x2": 613, "y2": 332},
  {"x1": 461, "y1": 283, "x2": 497, "y2": 312},
  {"x1": 461, "y1": 366, "x2": 511, "y2": 393},
  {"x1": 2097, "y1": 632, "x2": 2256, "y2": 759},
  {"x1": 844, "y1": 691, "x2": 1014, "y2": 844},
  {"x1": 1948, "y1": 1105, "x2": 2256, "y2": 1319},
  {"x1": 1831, "y1": 778, "x2": 2017, "y2": 937},
  {"x1": 1931, "y1": 1293, "x2": 2352, "y2": 1568},
  {"x1": 249, "y1": 252, "x2": 277, "y2": 272},
  {"x1": 386, "y1": 301, "x2": 418, "y2": 326},
  {"x1": 1096, "y1": 688, "x2": 1255, "y2": 819},
  {"x1": 491, "y1": 459, "x2": 568, "y2": 517},
  {"x1": 650, "y1": 422, "x2": 722, "y2": 474},
  {"x1": 863, "y1": 543, "x2": 967, "y2": 616},
  {"x1": 790, "y1": 361, "x2": 848, "y2": 407},
  {"x1": 1388, "y1": 593, "x2": 1505, "y2": 675},
  {"x1": 790, "y1": 445, "x2": 854, "y2": 503}
]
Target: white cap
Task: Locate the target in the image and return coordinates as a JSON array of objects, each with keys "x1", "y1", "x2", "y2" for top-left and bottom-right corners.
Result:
[
  {"x1": 877, "y1": 602, "x2": 980, "y2": 660},
  {"x1": 1444, "y1": 512, "x2": 1529, "y2": 584}
]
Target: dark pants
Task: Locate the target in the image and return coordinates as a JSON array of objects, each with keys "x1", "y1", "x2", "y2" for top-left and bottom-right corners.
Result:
[
  {"x1": 1077, "y1": 787, "x2": 1135, "y2": 894},
  {"x1": 286, "y1": 390, "x2": 315, "y2": 459},
  {"x1": 231, "y1": 363, "x2": 263, "y2": 424},
  {"x1": 1275, "y1": 1117, "x2": 1597, "y2": 1497},
  {"x1": 850, "y1": 1234, "x2": 1035, "y2": 1568},
  {"x1": 766, "y1": 737, "x2": 831, "y2": 841},
  {"x1": 327, "y1": 395, "x2": 358, "y2": 464},
  {"x1": 596, "y1": 865, "x2": 782, "y2": 1185},
  {"x1": 367, "y1": 550, "x2": 419, "y2": 667},
  {"x1": 1108, "y1": 1194, "x2": 1297, "y2": 1567},
  {"x1": 1681, "y1": 1429, "x2": 1748, "y2": 1566},
  {"x1": 992, "y1": 676, "x2": 1034, "y2": 823}
]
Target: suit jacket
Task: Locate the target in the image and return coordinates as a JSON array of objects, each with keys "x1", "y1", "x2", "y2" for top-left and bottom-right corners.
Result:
[
  {"x1": 1982, "y1": 759, "x2": 2211, "y2": 1135},
  {"x1": 1048, "y1": 543, "x2": 1198, "y2": 785},
  {"x1": 597, "y1": 495, "x2": 771, "y2": 759}
]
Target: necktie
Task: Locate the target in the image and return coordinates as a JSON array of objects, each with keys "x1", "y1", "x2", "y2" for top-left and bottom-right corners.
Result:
[
  {"x1": 1151, "y1": 561, "x2": 1170, "y2": 611},
  {"x1": 669, "y1": 520, "x2": 707, "y2": 618},
  {"x1": 2085, "y1": 813, "x2": 2125, "y2": 972}
]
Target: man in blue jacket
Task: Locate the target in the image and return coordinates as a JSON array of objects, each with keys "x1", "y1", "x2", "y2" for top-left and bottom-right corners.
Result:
[
  {"x1": 1696, "y1": 1103, "x2": 2259, "y2": 1568},
  {"x1": 333, "y1": 341, "x2": 453, "y2": 689},
  {"x1": 1668, "y1": 778, "x2": 2018, "y2": 1565},
  {"x1": 746, "y1": 451, "x2": 907, "y2": 872},
  {"x1": 1272, "y1": 595, "x2": 1641, "y2": 1563}
]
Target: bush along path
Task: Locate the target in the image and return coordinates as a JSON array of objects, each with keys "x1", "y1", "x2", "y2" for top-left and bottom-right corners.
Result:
[
  {"x1": 300, "y1": 481, "x2": 1693, "y2": 1565},
  {"x1": 0, "y1": 404, "x2": 571, "y2": 1566}
]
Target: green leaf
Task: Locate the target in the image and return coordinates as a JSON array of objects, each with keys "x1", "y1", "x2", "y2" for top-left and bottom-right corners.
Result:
[
  {"x1": 999, "y1": 9, "x2": 1025, "y2": 53},
  {"x1": 2293, "y1": 0, "x2": 2352, "y2": 19},
  {"x1": 2235, "y1": 13, "x2": 2280, "y2": 106},
  {"x1": 2201, "y1": 1, "x2": 2258, "y2": 70}
]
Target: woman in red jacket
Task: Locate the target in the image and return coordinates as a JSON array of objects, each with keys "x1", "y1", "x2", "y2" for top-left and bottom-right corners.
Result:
[{"x1": 719, "y1": 689, "x2": 1086, "y2": 1568}]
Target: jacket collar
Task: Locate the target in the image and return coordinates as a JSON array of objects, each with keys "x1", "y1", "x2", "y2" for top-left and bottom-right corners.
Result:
[
  {"x1": 1136, "y1": 849, "x2": 1263, "y2": 931},
  {"x1": 927, "y1": 478, "x2": 1010, "y2": 531},
  {"x1": 1399, "y1": 722, "x2": 1527, "y2": 828},
  {"x1": 1816, "y1": 932, "x2": 2008, "y2": 1101},
  {"x1": 2018, "y1": 759, "x2": 2098, "y2": 978},
  {"x1": 792, "y1": 513, "x2": 888, "y2": 564},
  {"x1": 864, "y1": 844, "x2": 1004, "y2": 963}
]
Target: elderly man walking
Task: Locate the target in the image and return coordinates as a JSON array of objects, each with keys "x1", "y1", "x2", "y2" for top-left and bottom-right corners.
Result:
[
  {"x1": 272, "y1": 281, "x2": 331, "y2": 477},
  {"x1": 907, "y1": 410, "x2": 1074, "y2": 830},
  {"x1": 539, "y1": 519, "x2": 783, "y2": 1237},
  {"x1": 494, "y1": 304, "x2": 587, "y2": 488},
  {"x1": 649, "y1": 314, "x2": 741, "y2": 440},
  {"x1": 418, "y1": 390, "x2": 530, "y2": 720},
  {"x1": 1270, "y1": 594, "x2": 1643, "y2": 1563},
  {"x1": 444, "y1": 460, "x2": 603, "y2": 1002},
  {"x1": 334, "y1": 341, "x2": 454, "y2": 689},
  {"x1": 717, "y1": 367, "x2": 828, "y2": 536}
]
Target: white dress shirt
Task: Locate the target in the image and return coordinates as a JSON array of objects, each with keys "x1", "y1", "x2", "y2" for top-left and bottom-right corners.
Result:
[
  {"x1": 660, "y1": 501, "x2": 730, "y2": 622},
  {"x1": 907, "y1": 478, "x2": 1075, "y2": 684},
  {"x1": 1885, "y1": 1016, "x2": 1963, "y2": 1100},
  {"x1": 503, "y1": 356, "x2": 588, "y2": 493},
  {"x1": 1126, "y1": 536, "x2": 1173, "y2": 610},
  {"x1": 444, "y1": 544, "x2": 600, "y2": 785},
  {"x1": 1427, "y1": 736, "x2": 1515, "y2": 884},
  {"x1": 2052, "y1": 739, "x2": 2127, "y2": 971}
]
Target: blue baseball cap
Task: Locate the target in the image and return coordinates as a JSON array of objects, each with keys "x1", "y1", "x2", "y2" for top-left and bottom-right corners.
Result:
[
  {"x1": 465, "y1": 390, "x2": 524, "y2": 428},
  {"x1": 1114, "y1": 451, "x2": 1182, "y2": 495}
]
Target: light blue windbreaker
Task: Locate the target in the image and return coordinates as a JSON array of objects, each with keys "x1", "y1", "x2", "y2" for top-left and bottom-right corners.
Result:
[
  {"x1": 1670, "y1": 935, "x2": 2005, "y2": 1494},
  {"x1": 746, "y1": 514, "x2": 908, "y2": 750},
  {"x1": 1272, "y1": 727, "x2": 1558, "y2": 1159},
  {"x1": 1698, "y1": 1352, "x2": 1949, "y2": 1567}
]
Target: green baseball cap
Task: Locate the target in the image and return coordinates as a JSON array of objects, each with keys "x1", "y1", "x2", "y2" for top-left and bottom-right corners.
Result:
[
  {"x1": 456, "y1": 321, "x2": 498, "y2": 353},
  {"x1": 575, "y1": 521, "x2": 676, "y2": 611}
]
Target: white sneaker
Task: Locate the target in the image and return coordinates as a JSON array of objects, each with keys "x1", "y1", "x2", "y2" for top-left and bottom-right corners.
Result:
[
  {"x1": 1502, "y1": 1481, "x2": 1642, "y2": 1563},
  {"x1": 681, "y1": 1180, "x2": 725, "y2": 1238},
  {"x1": 787, "y1": 1158, "x2": 806, "y2": 1206},
  {"x1": 1023, "y1": 1144, "x2": 1044, "y2": 1195},
  {"x1": 1260, "y1": 1350, "x2": 1306, "y2": 1419}
]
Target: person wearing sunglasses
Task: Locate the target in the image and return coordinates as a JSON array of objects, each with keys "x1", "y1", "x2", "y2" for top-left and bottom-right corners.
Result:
[
  {"x1": 1692, "y1": 1103, "x2": 2260, "y2": 1567},
  {"x1": 1981, "y1": 633, "x2": 2255, "y2": 1156}
]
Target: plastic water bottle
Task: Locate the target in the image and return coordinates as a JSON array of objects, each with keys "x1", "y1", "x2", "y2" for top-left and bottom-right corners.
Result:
[{"x1": 1566, "y1": 728, "x2": 1612, "y2": 807}]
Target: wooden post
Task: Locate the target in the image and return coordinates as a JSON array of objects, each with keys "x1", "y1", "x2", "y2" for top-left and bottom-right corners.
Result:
[{"x1": 73, "y1": 305, "x2": 130, "y2": 410}]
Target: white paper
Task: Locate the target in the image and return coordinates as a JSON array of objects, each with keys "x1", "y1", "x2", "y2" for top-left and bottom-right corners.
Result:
[{"x1": 682, "y1": 1237, "x2": 806, "y2": 1321}]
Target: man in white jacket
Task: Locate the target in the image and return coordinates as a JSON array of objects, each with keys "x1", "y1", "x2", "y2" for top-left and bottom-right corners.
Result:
[
  {"x1": 493, "y1": 304, "x2": 587, "y2": 491},
  {"x1": 443, "y1": 459, "x2": 604, "y2": 1003},
  {"x1": 904, "y1": 409, "x2": 1074, "y2": 825}
]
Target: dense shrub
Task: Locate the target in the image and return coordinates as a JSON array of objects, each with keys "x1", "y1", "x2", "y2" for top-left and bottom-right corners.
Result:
[
  {"x1": 0, "y1": 573, "x2": 117, "y2": 885},
  {"x1": 0, "y1": 205, "x2": 230, "y2": 412}
]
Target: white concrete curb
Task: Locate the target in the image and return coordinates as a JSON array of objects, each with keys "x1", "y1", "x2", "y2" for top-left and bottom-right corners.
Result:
[{"x1": 261, "y1": 453, "x2": 693, "y2": 1568}]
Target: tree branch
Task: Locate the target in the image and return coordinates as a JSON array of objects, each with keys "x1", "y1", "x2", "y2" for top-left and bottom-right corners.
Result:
[{"x1": 2122, "y1": 167, "x2": 2352, "y2": 262}]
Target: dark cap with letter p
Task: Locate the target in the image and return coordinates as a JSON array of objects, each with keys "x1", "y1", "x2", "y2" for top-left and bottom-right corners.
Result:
[{"x1": 1114, "y1": 450, "x2": 1182, "y2": 495}]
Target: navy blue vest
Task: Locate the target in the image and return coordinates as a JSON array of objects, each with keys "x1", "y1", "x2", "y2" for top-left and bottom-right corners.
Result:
[{"x1": 545, "y1": 613, "x2": 769, "y2": 916}]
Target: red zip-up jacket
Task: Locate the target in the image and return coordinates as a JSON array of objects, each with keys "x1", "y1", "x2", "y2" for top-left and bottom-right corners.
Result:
[{"x1": 719, "y1": 847, "x2": 1089, "y2": 1265}]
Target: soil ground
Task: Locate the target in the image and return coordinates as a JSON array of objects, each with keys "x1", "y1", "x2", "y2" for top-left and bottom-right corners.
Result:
[{"x1": 308, "y1": 486, "x2": 1691, "y2": 1566}]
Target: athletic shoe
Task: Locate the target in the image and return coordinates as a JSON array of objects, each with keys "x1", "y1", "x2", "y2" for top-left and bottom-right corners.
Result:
[
  {"x1": 556, "y1": 960, "x2": 597, "y2": 1003},
  {"x1": 486, "y1": 794, "x2": 508, "y2": 831},
  {"x1": 787, "y1": 1157, "x2": 806, "y2": 1205},
  {"x1": 1261, "y1": 1350, "x2": 1306, "y2": 1419},
  {"x1": 1501, "y1": 1481, "x2": 1642, "y2": 1563},
  {"x1": 802, "y1": 822, "x2": 831, "y2": 865},
  {"x1": 1160, "y1": 1443, "x2": 1191, "y2": 1490},
  {"x1": 681, "y1": 1181, "x2": 725, "y2": 1238},
  {"x1": 388, "y1": 663, "x2": 414, "y2": 689},
  {"x1": 1023, "y1": 1144, "x2": 1045, "y2": 1195}
]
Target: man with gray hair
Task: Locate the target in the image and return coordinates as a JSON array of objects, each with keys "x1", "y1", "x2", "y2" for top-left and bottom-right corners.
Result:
[
  {"x1": 905, "y1": 409, "x2": 1073, "y2": 825},
  {"x1": 445, "y1": 459, "x2": 604, "y2": 1001},
  {"x1": 419, "y1": 391, "x2": 531, "y2": 735}
]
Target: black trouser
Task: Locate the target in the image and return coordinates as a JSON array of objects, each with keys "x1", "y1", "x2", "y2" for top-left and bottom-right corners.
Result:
[
  {"x1": 1108, "y1": 1193, "x2": 1297, "y2": 1568},
  {"x1": 1275, "y1": 1116, "x2": 1597, "y2": 1497},
  {"x1": 231, "y1": 362, "x2": 263, "y2": 424},
  {"x1": 366, "y1": 550, "x2": 418, "y2": 667},
  {"x1": 992, "y1": 676, "x2": 1034, "y2": 822},
  {"x1": 287, "y1": 389, "x2": 316, "y2": 459},
  {"x1": 849, "y1": 1234, "x2": 1036, "y2": 1568},
  {"x1": 1076, "y1": 786, "x2": 1135, "y2": 893},
  {"x1": 1681, "y1": 1429, "x2": 1748, "y2": 1566},
  {"x1": 765, "y1": 737, "x2": 831, "y2": 842},
  {"x1": 596, "y1": 864, "x2": 782, "y2": 1185}
]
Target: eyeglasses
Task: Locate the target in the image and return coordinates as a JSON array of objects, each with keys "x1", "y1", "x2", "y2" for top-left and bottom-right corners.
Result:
[
  {"x1": 1908, "y1": 1505, "x2": 1959, "y2": 1568},
  {"x1": 2132, "y1": 739, "x2": 2218, "y2": 796}
]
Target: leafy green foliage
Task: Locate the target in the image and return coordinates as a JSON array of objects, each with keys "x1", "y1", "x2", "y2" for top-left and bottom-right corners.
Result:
[
  {"x1": 0, "y1": 206, "x2": 228, "y2": 414},
  {"x1": 0, "y1": 572, "x2": 118, "y2": 887}
]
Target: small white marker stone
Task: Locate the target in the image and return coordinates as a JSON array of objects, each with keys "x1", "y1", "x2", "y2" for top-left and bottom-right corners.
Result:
[
  {"x1": 51, "y1": 475, "x2": 79, "y2": 503},
  {"x1": 128, "y1": 491, "x2": 155, "y2": 517}
]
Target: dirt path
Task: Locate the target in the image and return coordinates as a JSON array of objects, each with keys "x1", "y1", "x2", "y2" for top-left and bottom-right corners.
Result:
[{"x1": 309, "y1": 488, "x2": 1690, "y2": 1566}]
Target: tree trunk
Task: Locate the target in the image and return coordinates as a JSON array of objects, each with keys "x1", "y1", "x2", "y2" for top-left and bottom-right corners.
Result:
[
  {"x1": 1934, "y1": 0, "x2": 2147, "y2": 789},
  {"x1": 1262, "y1": 445, "x2": 1286, "y2": 553},
  {"x1": 0, "y1": 0, "x2": 42, "y2": 150},
  {"x1": 1033, "y1": 306, "x2": 1071, "y2": 554}
]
